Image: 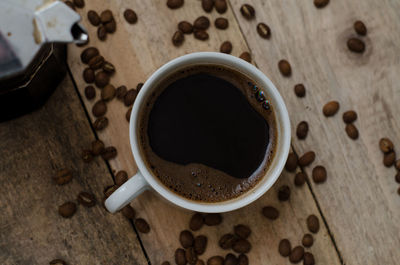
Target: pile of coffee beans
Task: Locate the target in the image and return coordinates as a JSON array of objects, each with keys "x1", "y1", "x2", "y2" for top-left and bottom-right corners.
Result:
[
  {"x1": 86, "y1": 9, "x2": 117, "y2": 41},
  {"x1": 80, "y1": 139, "x2": 117, "y2": 162},
  {"x1": 379, "y1": 138, "x2": 400, "y2": 195},
  {"x1": 347, "y1": 20, "x2": 367, "y2": 53}
]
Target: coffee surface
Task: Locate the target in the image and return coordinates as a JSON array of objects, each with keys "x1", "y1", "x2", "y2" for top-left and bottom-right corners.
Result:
[{"x1": 140, "y1": 65, "x2": 277, "y2": 202}]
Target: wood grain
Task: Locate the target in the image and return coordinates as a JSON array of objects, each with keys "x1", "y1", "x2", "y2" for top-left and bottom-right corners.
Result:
[
  {"x1": 230, "y1": 0, "x2": 400, "y2": 264},
  {"x1": 0, "y1": 76, "x2": 147, "y2": 265}
]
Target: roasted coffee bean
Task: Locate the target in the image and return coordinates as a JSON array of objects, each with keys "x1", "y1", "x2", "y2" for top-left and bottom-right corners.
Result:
[
  {"x1": 215, "y1": 0, "x2": 227, "y2": 13},
  {"x1": 343, "y1": 110, "x2": 357, "y2": 123},
  {"x1": 323, "y1": 101, "x2": 339, "y2": 116},
  {"x1": 215, "y1": 18, "x2": 229, "y2": 29},
  {"x1": 115, "y1": 170, "x2": 128, "y2": 186},
  {"x1": 240, "y1": 4, "x2": 255, "y2": 19},
  {"x1": 190, "y1": 212, "x2": 204, "y2": 231},
  {"x1": 124, "y1": 89, "x2": 138, "y2": 106},
  {"x1": 81, "y1": 47, "x2": 99, "y2": 64},
  {"x1": 64, "y1": 1, "x2": 75, "y2": 10},
  {"x1": 346, "y1": 124, "x2": 359, "y2": 140},
  {"x1": 307, "y1": 214, "x2": 320, "y2": 233},
  {"x1": 262, "y1": 206, "x2": 279, "y2": 220},
  {"x1": 395, "y1": 160, "x2": 400, "y2": 171},
  {"x1": 194, "y1": 16, "x2": 210, "y2": 30},
  {"x1": 136, "y1": 82, "x2": 144, "y2": 91},
  {"x1": 126, "y1": 107, "x2": 132, "y2": 122},
  {"x1": 278, "y1": 60, "x2": 291, "y2": 76},
  {"x1": 161, "y1": 262, "x2": 170, "y2": 265},
  {"x1": 220, "y1": 41, "x2": 232, "y2": 54},
  {"x1": 102, "y1": 61, "x2": 115, "y2": 74},
  {"x1": 289, "y1": 246, "x2": 304, "y2": 263},
  {"x1": 116, "y1": 85, "x2": 127, "y2": 100},
  {"x1": 278, "y1": 239, "x2": 291, "y2": 257},
  {"x1": 172, "y1": 30, "x2": 184, "y2": 46},
  {"x1": 294, "y1": 84, "x2": 306, "y2": 97},
  {"x1": 93, "y1": 117, "x2": 108, "y2": 130},
  {"x1": 97, "y1": 25, "x2": 107, "y2": 41},
  {"x1": 54, "y1": 169, "x2": 73, "y2": 185},
  {"x1": 104, "y1": 19, "x2": 116, "y2": 33},
  {"x1": 194, "y1": 235, "x2": 207, "y2": 255},
  {"x1": 314, "y1": 0, "x2": 329, "y2": 8},
  {"x1": 278, "y1": 185, "x2": 290, "y2": 201},
  {"x1": 92, "y1": 100, "x2": 107, "y2": 117},
  {"x1": 185, "y1": 247, "x2": 197, "y2": 265},
  {"x1": 379, "y1": 138, "x2": 394, "y2": 153},
  {"x1": 73, "y1": 0, "x2": 84, "y2": 8},
  {"x1": 84, "y1": 85, "x2": 96, "y2": 100},
  {"x1": 124, "y1": 9, "x2": 138, "y2": 24},
  {"x1": 101, "y1": 146, "x2": 117, "y2": 160},
  {"x1": 49, "y1": 259, "x2": 67, "y2": 265},
  {"x1": 77, "y1": 191, "x2": 96, "y2": 207},
  {"x1": 95, "y1": 71, "x2": 110, "y2": 88},
  {"x1": 104, "y1": 185, "x2": 118, "y2": 198},
  {"x1": 194, "y1": 30, "x2": 209, "y2": 40},
  {"x1": 83, "y1": 68, "x2": 95, "y2": 83},
  {"x1": 135, "y1": 218, "x2": 150, "y2": 233},
  {"x1": 167, "y1": 0, "x2": 184, "y2": 9},
  {"x1": 239, "y1": 52, "x2": 251, "y2": 63},
  {"x1": 58, "y1": 201, "x2": 77, "y2": 218},
  {"x1": 219, "y1": 233, "x2": 237, "y2": 249},
  {"x1": 354, "y1": 20, "x2": 367, "y2": 36},
  {"x1": 82, "y1": 149, "x2": 93, "y2": 163},
  {"x1": 121, "y1": 204, "x2": 136, "y2": 219},
  {"x1": 312, "y1": 165, "x2": 327, "y2": 183},
  {"x1": 100, "y1": 10, "x2": 113, "y2": 23},
  {"x1": 175, "y1": 248, "x2": 187, "y2": 265},
  {"x1": 384, "y1": 151, "x2": 396, "y2": 167},
  {"x1": 225, "y1": 253, "x2": 238, "y2": 265},
  {"x1": 196, "y1": 260, "x2": 205, "y2": 265},
  {"x1": 395, "y1": 171, "x2": 400, "y2": 183},
  {"x1": 180, "y1": 230, "x2": 194, "y2": 248},
  {"x1": 88, "y1": 10, "x2": 101, "y2": 26},
  {"x1": 303, "y1": 252, "x2": 315, "y2": 265},
  {"x1": 299, "y1": 151, "x2": 315, "y2": 167},
  {"x1": 237, "y1": 254, "x2": 248, "y2": 265},
  {"x1": 285, "y1": 153, "x2": 298, "y2": 172},
  {"x1": 347, "y1": 38, "x2": 365, "y2": 53},
  {"x1": 88, "y1": 55, "x2": 104, "y2": 70},
  {"x1": 204, "y1": 213, "x2": 222, "y2": 225},
  {"x1": 257, "y1": 23, "x2": 271, "y2": 39},
  {"x1": 101, "y1": 84, "x2": 116, "y2": 101},
  {"x1": 232, "y1": 238, "x2": 251, "y2": 254},
  {"x1": 91, "y1": 140, "x2": 105, "y2": 155},
  {"x1": 234, "y1": 224, "x2": 251, "y2": 239},
  {"x1": 178, "y1": 21, "x2": 193, "y2": 34},
  {"x1": 302, "y1": 234, "x2": 313, "y2": 248},
  {"x1": 294, "y1": 172, "x2": 306, "y2": 186},
  {"x1": 296, "y1": 121, "x2": 309, "y2": 139},
  {"x1": 202, "y1": 0, "x2": 214, "y2": 12},
  {"x1": 207, "y1": 256, "x2": 224, "y2": 265}
]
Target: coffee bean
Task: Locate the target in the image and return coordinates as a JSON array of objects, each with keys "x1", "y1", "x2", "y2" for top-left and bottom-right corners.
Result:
[
  {"x1": 172, "y1": 30, "x2": 184, "y2": 46},
  {"x1": 83, "y1": 68, "x2": 95, "y2": 83},
  {"x1": 73, "y1": 0, "x2": 84, "y2": 8},
  {"x1": 175, "y1": 248, "x2": 187, "y2": 265},
  {"x1": 262, "y1": 206, "x2": 279, "y2": 220},
  {"x1": 219, "y1": 233, "x2": 237, "y2": 249},
  {"x1": 77, "y1": 191, "x2": 96, "y2": 207},
  {"x1": 194, "y1": 16, "x2": 210, "y2": 30},
  {"x1": 88, "y1": 55, "x2": 104, "y2": 70},
  {"x1": 100, "y1": 10, "x2": 113, "y2": 23},
  {"x1": 302, "y1": 234, "x2": 313, "y2": 248},
  {"x1": 395, "y1": 171, "x2": 400, "y2": 183},
  {"x1": 95, "y1": 71, "x2": 110, "y2": 88},
  {"x1": 115, "y1": 170, "x2": 128, "y2": 186},
  {"x1": 234, "y1": 224, "x2": 251, "y2": 239},
  {"x1": 294, "y1": 172, "x2": 306, "y2": 186},
  {"x1": 82, "y1": 149, "x2": 93, "y2": 163},
  {"x1": 194, "y1": 30, "x2": 209, "y2": 40},
  {"x1": 299, "y1": 151, "x2": 315, "y2": 167},
  {"x1": 49, "y1": 259, "x2": 67, "y2": 265},
  {"x1": 285, "y1": 153, "x2": 298, "y2": 172},
  {"x1": 278, "y1": 239, "x2": 291, "y2": 257},
  {"x1": 204, "y1": 213, "x2": 222, "y2": 225},
  {"x1": 64, "y1": 1, "x2": 75, "y2": 10},
  {"x1": 92, "y1": 100, "x2": 107, "y2": 117},
  {"x1": 215, "y1": 0, "x2": 227, "y2": 13},
  {"x1": 303, "y1": 252, "x2": 315, "y2": 265},
  {"x1": 395, "y1": 160, "x2": 400, "y2": 171},
  {"x1": 104, "y1": 185, "x2": 118, "y2": 198},
  {"x1": 257, "y1": 23, "x2": 271, "y2": 39},
  {"x1": 278, "y1": 185, "x2": 290, "y2": 201},
  {"x1": 105, "y1": 19, "x2": 116, "y2": 33},
  {"x1": 185, "y1": 247, "x2": 197, "y2": 265},
  {"x1": 84, "y1": 86, "x2": 96, "y2": 100},
  {"x1": 237, "y1": 254, "x2": 248, "y2": 265},
  {"x1": 124, "y1": 89, "x2": 138, "y2": 106},
  {"x1": 225, "y1": 254, "x2": 238, "y2": 265},
  {"x1": 101, "y1": 84, "x2": 116, "y2": 101},
  {"x1": 383, "y1": 151, "x2": 396, "y2": 167},
  {"x1": 220, "y1": 41, "x2": 232, "y2": 54},
  {"x1": 215, "y1": 18, "x2": 228, "y2": 29},
  {"x1": 58, "y1": 201, "x2": 77, "y2": 218},
  {"x1": 194, "y1": 235, "x2": 207, "y2": 255},
  {"x1": 207, "y1": 256, "x2": 224, "y2": 265},
  {"x1": 135, "y1": 218, "x2": 150, "y2": 233},
  {"x1": 167, "y1": 0, "x2": 184, "y2": 9},
  {"x1": 88, "y1": 10, "x2": 101, "y2": 26},
  {"x1": 307, "y1": 214, "x2": 320, "y2": 233},
  {"x1": 81, "y1": 47, "x2": 99, "y2": 64},
  {"x1": 312, "y1": 165, "x2": 327, "y2": 183},
  {"x1": 379, "y1": 138, "x2": 394, "y2": 153},
  {"x1": 101, "y1": 146, "x2": 117, "y2": 160},
  {"x1": 136, "y1": 83, "x2": 144, "y2": 92},
  {"x1": 202, "y1": 0, "x2": 214, "y2": 12},
  {"x1": 323, "y1": 101, "x2": 339, "y2": 116},
  {"x1": 239, "y1": 52, "x2": 251, "y2": 63},
  {"x1": 347, "y1": 38, "x2": 365, "y2": 53},
  {"x1": 294, "y1": 84, "x2": 306, "y2": 97},
  {"x1": 121, "y1": 205, "x2": 136, "y2": 219},
  {"x1": 354, "y1": 20, "x2": 367, "y2": 36},
  {"x1": 190, "y1": 212, "x2": 204, "y2": 231},
  {"x1": 178, "y1": 21, "x2": 193, "y2": 34},
  {"x1": 54, "y1": 169, "x2": 73, "y2": 185},
  {"x1": 343, "y1": 110, "x2": 357, "y2": 123},
  {"x1": 289, "y1": 246, "x2": 304, "y2": 263},
  {"x1": 91, "y1": 140, "x2": 105, "y2": 156},
  {"x1": 102, "y1": 61, "x2": 115, "y2": 74},
  {"x1": 278, "y1": 60, "x2": 291, "y2": 76},
  {"x1": 97, "y1": 25, "x2": 107, "y2": 41},
  {"x1": 232, "y1": 238, "x2": 251, "y2": 254},
  {"x1": 161, "y1": 262, "x2": 170, "y2": 265},
  {"x1": 124, "y1": 9, "x2": 138, "y2": 24},
  {"x1": 93, "y1": 117, "x2": 108, "y2": 131},
  {"x1": 196, "y1": 260, "x2": 205, "y2": 265},
  {"x1": 296, "y1": 121, "x2": 309, "y2": 140},
  {"x1": 240, "y1": 4, "x2": 255, "y2": 19},
  {"x1": 116, "y1": 85, "x2": 127, "y2": 100},
  {"x1": 314, "y1": 0, "x2": 329, "y2": 8},
  {"x1": 345, "y1": 124, "x2": 359, "y2": 140},
  {"x1": 126, "y1": 107, "x2": 132, "y2": 122},
  {"x1": 180, "y1": 230, "x2": 194, "y2": 248}
]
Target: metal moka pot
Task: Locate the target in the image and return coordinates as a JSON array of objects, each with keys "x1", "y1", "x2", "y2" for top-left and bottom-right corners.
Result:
[{"x1": 0, "y1": 0, "x2": 87, "y2": 121}]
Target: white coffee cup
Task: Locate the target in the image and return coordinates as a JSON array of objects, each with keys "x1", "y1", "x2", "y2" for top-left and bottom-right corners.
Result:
[{"x1": 105, "y1": 52, "x2": 290, "y2": 213}]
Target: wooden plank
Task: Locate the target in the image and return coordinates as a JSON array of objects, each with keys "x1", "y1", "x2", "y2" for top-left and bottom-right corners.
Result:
[
  {"x1": 0, "y1": 76, "x2": 148, "y2": 265},
  {"x1": 68, "y1": 0, "x2": 341, "y2": 264},
  {"x1": 229, "y1": 0, "x2": 400, "y2": 264}
]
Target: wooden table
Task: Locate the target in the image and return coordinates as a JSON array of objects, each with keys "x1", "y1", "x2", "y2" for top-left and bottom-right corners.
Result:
[{"x1": 1, "y1": 0, "x2": 399, "y2": 264}]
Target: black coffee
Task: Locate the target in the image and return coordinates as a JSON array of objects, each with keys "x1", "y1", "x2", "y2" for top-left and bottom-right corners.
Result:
[{"x1": 139, "y1": 65, "x2": 277, "y2": 202}]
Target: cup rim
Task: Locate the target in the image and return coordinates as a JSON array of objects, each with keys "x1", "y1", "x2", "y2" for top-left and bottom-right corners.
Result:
[{"x1": 130, "y1": 52, "x2": 291, "y2": 213}]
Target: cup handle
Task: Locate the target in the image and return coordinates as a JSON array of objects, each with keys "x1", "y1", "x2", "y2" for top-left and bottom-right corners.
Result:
[{"x1": 105, "y1": 172, "x2": 149, "y2": 213}]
